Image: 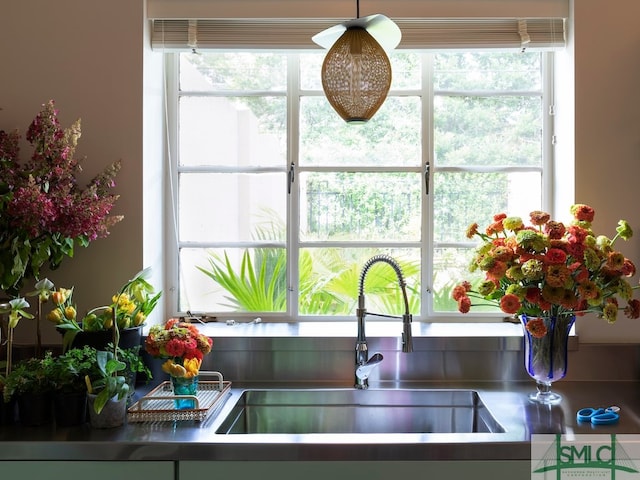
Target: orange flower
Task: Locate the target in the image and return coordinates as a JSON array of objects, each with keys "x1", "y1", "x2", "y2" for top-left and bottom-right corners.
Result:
[
  {"x1": 499, "y1": 294, "x2": 521, "y2": 314},
  {"x1": 529, "y1": 211, "x2": 550, "y2": 226},
  {"x1": 465, "y1": 223, "x2": 479, "y2": 239},
  {"x1": 452, "y1": 283, "x2": 471, "y2": 301},
  {"x1": 570, "y1": 204, "x2": 595, "y2": 222},
  {"x1": 457, "y1": 296, "x2": 471, "y2": 314},
  {"x1": 525, "y1": 318, "x2": 548, "y2": 338}
]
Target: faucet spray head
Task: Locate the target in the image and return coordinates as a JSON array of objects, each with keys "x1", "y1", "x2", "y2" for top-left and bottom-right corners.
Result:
[{"x1": 402, "y1": 313, "x2": 413, "y2": 353}]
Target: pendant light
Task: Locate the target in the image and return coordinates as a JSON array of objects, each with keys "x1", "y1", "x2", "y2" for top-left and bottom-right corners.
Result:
[{"x1": 312, "y1": 1, "x2": 401, "y2": 124}]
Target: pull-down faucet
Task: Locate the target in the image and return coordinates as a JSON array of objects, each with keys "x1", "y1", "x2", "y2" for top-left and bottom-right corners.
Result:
[{"x1": 355, "y1": 254, "x2": 413, "y2": 389}]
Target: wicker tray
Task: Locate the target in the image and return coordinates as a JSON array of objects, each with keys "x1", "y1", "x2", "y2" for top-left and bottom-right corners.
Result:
[{"x1": 127, "y1": 371, "x2": 231, "y2": 422}]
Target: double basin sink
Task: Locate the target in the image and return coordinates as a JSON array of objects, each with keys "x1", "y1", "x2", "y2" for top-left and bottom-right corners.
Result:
[{"x1": 215, "y1": 388, "x2": 505, "y2": 435}]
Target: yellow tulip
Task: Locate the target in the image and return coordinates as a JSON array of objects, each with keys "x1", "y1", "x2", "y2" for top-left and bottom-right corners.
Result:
[
  {"x1": 60, "y1": 288, "x2": 72, "y2": 303},
  {"x1": 64, "y1": 306, "x2": 76, "y2": 320},
  {"x1": 134, "y1": 312, "x2": 146, "y2": 326},
  {"x1": 47, "y1": 309, "x2": 63, "y2": 324},
  {"x1": 51, "y1": 291, "x2": 64, "y2": 306}
]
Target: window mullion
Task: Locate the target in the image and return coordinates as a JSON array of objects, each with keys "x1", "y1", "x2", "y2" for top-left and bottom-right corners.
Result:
[
  {"x1": 287, "y1": 53, "x2": 301, "y2": 318},
  {"x1": 422, "y1": 52, "x2": 435, "y2": 318},
  {"x1": 542, "y1": 51, "x2": 554, "y2": 215}
]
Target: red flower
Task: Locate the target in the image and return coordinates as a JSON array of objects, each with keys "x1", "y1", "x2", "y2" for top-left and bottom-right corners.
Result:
[
  {"x1": 165, "y1": 338, "x2": 186, "y2": 357},
  {"x1": 624, "y1": 299, "x2": 640, "y2": 319},
  {"x1": 525, "y1": 286, "x2": 541, "y2": 303},
  {"x1": 567, "y1": 225, "x2": 589, "y2": 244},
  {"x1": 622, "y1": 258, "x2": 637, "y2": 277},
  {"x1": 545, "y1": 248, "x2": 567, "y2": 264}
]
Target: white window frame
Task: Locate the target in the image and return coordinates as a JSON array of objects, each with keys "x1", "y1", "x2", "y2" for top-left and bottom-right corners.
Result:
[{"x1": 163, "y1": 49, "x2": 556, "y2": 322}]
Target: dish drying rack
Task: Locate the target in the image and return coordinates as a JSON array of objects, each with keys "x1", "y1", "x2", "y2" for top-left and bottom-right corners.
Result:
[{"x1": 127, "y1": 371, "x2": 231, "y2": 423}]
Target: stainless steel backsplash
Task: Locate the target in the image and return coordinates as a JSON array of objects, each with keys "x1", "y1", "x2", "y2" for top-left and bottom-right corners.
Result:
[{"x1": 187, "y1": 321, "x2": 640, "y2": 385}]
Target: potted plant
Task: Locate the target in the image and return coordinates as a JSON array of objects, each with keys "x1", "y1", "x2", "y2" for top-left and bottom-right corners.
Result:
[
  {"x1": 48, "y1": 268, "x2": 161, "y2": 352},
  {"x1": 3, "y1": 352, "x2": 55, "y2": 426},
  {"x1": 49, "y1": 345, "x2": 95, "y2": 426},
  {"x1": 0, "y1": 372, "x2": 16, "y2": 425},
  {"x1": 82, "y1": 270, "x2": 156, "y2": 428},
  {"x1": 84, "y1": 349, "x2": 129, "y2": 428}
]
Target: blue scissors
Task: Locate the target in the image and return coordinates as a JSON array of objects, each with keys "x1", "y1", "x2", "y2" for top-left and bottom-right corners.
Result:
[{"x1": 576, "y1": 406, "x2": 620, "y2": 425}]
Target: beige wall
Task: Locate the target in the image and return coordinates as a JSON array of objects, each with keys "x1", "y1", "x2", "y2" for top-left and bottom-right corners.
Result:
[
  {"x1": 1, "y1": 0, "x2": 640, "y2": 344},
  {"x1": 573, "y1": 0, "x2": 640, "y2": 342},
  {"x1": 0, "y1": 0, "x2": 146, "y2": 344}
]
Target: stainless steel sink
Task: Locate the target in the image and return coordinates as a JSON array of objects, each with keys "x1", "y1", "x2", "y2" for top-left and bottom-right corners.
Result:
[{"x1": 215, "y1": 388, "x2": 505, "y2": 434}]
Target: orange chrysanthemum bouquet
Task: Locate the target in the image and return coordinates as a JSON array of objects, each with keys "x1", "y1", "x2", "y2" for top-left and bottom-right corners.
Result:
[{"x1": 453, "y1": 203, "x2": 639, "y2": 325}]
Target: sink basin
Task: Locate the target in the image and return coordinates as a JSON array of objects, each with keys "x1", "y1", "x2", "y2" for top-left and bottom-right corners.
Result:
[{"x1": 215, "y1": 388, "x2": 505, "y2": 434}]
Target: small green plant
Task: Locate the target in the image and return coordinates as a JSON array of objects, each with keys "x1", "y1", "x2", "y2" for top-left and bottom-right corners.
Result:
[
  {"x1": 83, "y1": 343, "x2": 151, "y2": 414},
  {"x1": 49, "y1": 346, "x2": 97, "y2": 395},
  {"x1": 85, "y1": 349, "x2": 129, "y2": 415},
  {"x1": 3, "y1": 352, "x2": 55, "y2": 403}
]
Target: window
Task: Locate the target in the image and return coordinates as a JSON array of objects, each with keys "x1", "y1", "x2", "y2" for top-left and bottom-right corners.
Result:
[{"x1": 166, "y1": 48, "x2": 553, "y2": 321}]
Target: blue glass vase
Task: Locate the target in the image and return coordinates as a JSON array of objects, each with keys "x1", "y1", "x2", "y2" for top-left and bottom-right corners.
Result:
[
  {"x1": 521, "y1": 314, "x2": 575, "y2": 405},
  {"x1": 171, "y1": 375, "x2": 199, "y2": 409}
]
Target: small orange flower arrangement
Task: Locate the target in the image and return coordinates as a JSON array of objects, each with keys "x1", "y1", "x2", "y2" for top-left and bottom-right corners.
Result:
[
  {"x1": 144, "y1": 319, "x2": 213, "y2": 378},
  {"x1": 452, "y1": 204, "x2": 640, "y2": 325}
]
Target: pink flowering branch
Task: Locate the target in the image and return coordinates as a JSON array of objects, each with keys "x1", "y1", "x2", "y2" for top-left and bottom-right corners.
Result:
[{"x1": 0, "y1": 100, "x2": 123, "y2": 296}]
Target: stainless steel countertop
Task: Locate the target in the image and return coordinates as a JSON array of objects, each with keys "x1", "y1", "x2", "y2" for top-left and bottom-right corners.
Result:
[{"x1": 1, "y1": 380, "x2": 639, "y2": 461}]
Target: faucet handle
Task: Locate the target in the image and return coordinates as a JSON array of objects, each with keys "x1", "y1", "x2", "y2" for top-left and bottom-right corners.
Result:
[{"x1": 355, "y1": 352, "x2": 384, "y2": 381}]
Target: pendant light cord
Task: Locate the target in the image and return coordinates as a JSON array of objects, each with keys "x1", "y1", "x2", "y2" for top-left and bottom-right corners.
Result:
[{"x1": 356, "y1": 0, "x2": 360, "y2": 18}]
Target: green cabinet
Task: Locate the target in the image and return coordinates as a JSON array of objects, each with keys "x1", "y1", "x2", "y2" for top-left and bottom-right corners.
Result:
[
  {"x1": 1, "y1": 461, "x2": 173, "y2": 480},
  {"x1": 180, "y1": 460, "x2": 530, "y2": 480}
]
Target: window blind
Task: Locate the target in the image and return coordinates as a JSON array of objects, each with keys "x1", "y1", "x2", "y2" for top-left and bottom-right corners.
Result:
[{"x1": 150, "y1": 17, "x2": 566, "y2": 51}]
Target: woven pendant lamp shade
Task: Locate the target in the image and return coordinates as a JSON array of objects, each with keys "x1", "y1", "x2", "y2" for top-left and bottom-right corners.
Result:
[{"x1": 321, "y1": 27, "x2": 392, "y2": 124}]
